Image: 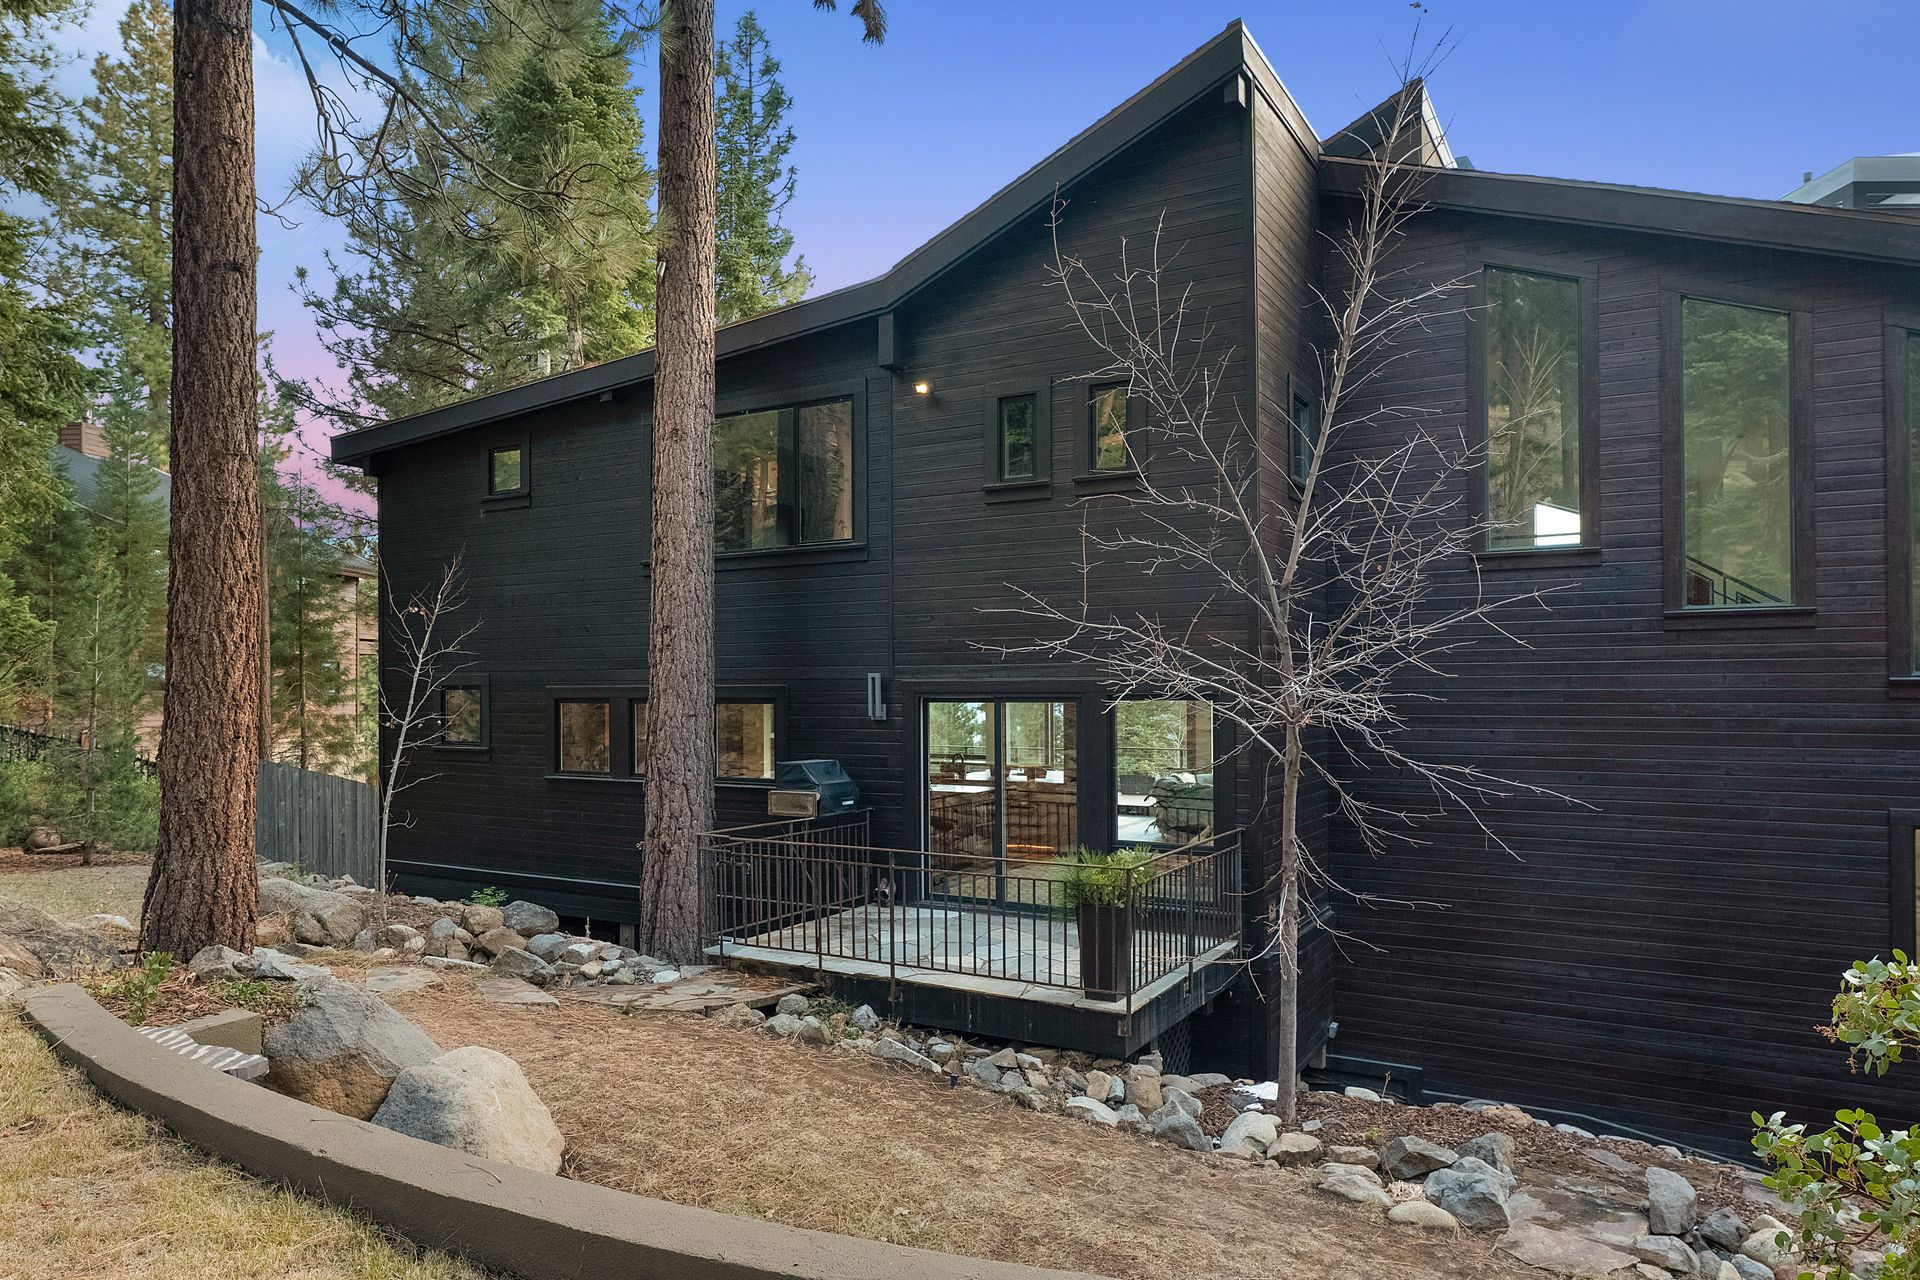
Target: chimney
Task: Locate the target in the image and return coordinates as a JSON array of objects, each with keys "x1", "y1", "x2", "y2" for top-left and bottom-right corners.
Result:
[{"x1": 57, "y1": 419, "x2": 109, "y2": 459}]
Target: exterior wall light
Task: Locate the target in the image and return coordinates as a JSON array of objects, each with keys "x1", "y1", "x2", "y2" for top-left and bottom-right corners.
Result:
[{"x1": 913, "y1": 380, "x2": 932, "y2": 396}]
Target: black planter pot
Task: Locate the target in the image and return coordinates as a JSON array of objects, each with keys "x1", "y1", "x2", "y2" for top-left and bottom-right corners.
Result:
[{"x1": 1076, "y1": 901, "x2": 1133, "y2": 1002}]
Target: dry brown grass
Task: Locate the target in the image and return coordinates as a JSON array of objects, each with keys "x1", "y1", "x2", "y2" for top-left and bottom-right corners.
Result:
[
  {"x1": 0, "y1": 1015, "x2": 490, "y2": 1280},
  {"x1": 0, "y1": 857, "x2": 150, "y2": 924},
  {"x1": 394, "y1": 985, "x2": 1539, "y2": 1280}
]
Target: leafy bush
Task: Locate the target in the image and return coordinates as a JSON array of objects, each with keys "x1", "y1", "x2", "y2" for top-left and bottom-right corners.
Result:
[
  {"x1": 98, "y1": 952, "x2": 172, "y2": 1026},
  {"x1": 1754, "y1": 952, "x2": 1920, "y2": 1279},
  {"x1": 468, "y1": 885, "x2": 508, "y2": 908},
  {"x1": 0, "y1": 757, "x2": 47, "y2": 844},
  {"x1": 0, "y1": 745, "x2": 157, "y2": 851},
  {"x1": 1059, "y1": 845, "x2": 1157, "y2": 910}
]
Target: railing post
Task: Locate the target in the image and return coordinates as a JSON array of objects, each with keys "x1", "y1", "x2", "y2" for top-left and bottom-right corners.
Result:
[{"x1": 1186, "y1": 851, "x2": 1199, "y2": 992}]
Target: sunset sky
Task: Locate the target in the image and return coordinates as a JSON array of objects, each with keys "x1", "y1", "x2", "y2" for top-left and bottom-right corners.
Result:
[{"x1": 44, "y1": 0, "x2": 1918, "y2": 507}]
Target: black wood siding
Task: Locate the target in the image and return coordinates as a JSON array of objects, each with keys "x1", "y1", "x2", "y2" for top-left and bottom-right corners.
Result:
[{"x1": 1316, "y1": 202, "x2": 1920, "y2": 1154}]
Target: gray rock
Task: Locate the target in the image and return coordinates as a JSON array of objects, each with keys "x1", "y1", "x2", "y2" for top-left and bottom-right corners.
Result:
[
  {"x1": 257, "y1": 877, "x2": 367, "y2": 948},
  {"x1": 1728, "y1": 1257, "x2": 1773, "y2": 1280},
  {"x1": 986, "y1": 1047, "x2": 1018, "y2": 1070},
  {"x1": 500, "y1": 900, "x2": 559, "y2": 936},
  {"x1": 1268, "y1": 1132, "x2": 1322, "y2": 1166},
  {"x1": 1699, "y1": 1207, "x2": 1747, "y2": 1252},
  {"x1": 1082, "y1": 1069, "x2": 1113, "y2": 1103},
  {"x1": 263, "y1": 976, "x2": 441, "y2": 1119},
  {"x1": 794, "y1": 1016, "x2": 831, "y2": 1046},
  {"x1": 1124, "y1": 1064, "x2": 1163, "y2": 1113},
  {"x1": 489, "y1": 948, "x2": 553, "y2": 985},
  {"x1": 361, "y1": 967, "x2": 440, "y2": 996},
  {"x1": 1317, "y1": 1162, "x2": 1383, "y2": 1185},
  {"x1": 711, "y1": 1002, "x2": 765, "y2": 1029},
  {"x1": 1456, "y1": 1131, "x2": 1516, "y2": 1175},
  {"x1": 1387, "y1": 1200, "x2": 1459, "y2": 1232},
  {"x1": 250, "y1": 947, "x2": 331, "y2": 981},
  {"x1": 1383, "y1": 1134, "x2": 1459, "y2": 1181},
  {"x1": 1112, "y1": 1103, "x2": 1145, "y2": 1132},
  {"x1": 1452, "y1": 1154, "x2": 1516, "y2": 1189},
  {"x1": 472, "y1": 927, "x2": 528, "y2": 958},
  {"x1": 526, "y1": 933, "x2": 571, "y2": 962},
  {"x1": 1163, "y1": 1086, "x2": 1203, "y2": 1120},
  {"x1": 373, "y1": 923, "x2": 422, "y2": 952},
  {"x1": 969, "y1": 1059, "x2": 1002, "y2": 1088},
  {"x1": 1555, "y1": 1122, "x2": 1597, "y2": 1139},
  {"x1": 1185, "y1": 1072, "x2": 1232, "y2": 1089},
  {"x1": 457, "y1": 904, "x2": 503, "y2": 935},
  {"x1": 559, "y1": 941, "x2": 599, "y2": 967},
  {"x1": 1344, "y1": 1086, "x2": 1383, "y2": 1102},
  {"x1": 1326, "y1": 1144, "x2": 1379, "y2": 1169},
  {"x1": 1317, "y1": 1174, "x2": 1393, "y2": 1210},
  {"x1": 1148, "y1": 1103, "x2": 1210, "y2": 1152},
  {"x1": 187, "y1": 944, "x2": 255, "y2": 981},
  {"x1": 850, "y1": 1004, "x2": 879, "y2": 1031},
  {"x1": 350, "y1": 928, "x2": 378, "y2": 953},
  {"x1": 371, "y1": 1045, "x2": 563, "y2": 1174},
  {"x1": 420, "y1": 955, "x2": 487, "y2": 972},
  {"x1": 870, "y1": 1039, "x2": 938, "y2": 1072},
  {"x1": 1065, "y1": 1097, "x2": 1119, "y2": 1126},
  {"x1": 605, "y1": 968, "x2": 635, "y2": 986},
  {"x1": 1632, "y1": 1234, "x2": 1698, "y2": 1274},
  {"x1": 1423, "y1": 1162, "x2": 1512, "y2": 1231},
  {"x1": 1697, "y1": 1249, "x2": 1737, "y2": 1280},
  {"x1": 1646, "y1": 1167, "x2": 1699, "y2": 1236},
  {"x1": 1219, "y1": 1110, "x2": 1280, "y2": 1157},
  {"x1": 775, "y1": 993, "x2": 810, "y2": 1017},
  {"x1": 1738, "y1": 1227, "x2": 1793, "y2": 1270}
]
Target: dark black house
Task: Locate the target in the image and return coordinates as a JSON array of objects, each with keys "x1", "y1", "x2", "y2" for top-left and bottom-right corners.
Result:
[{"x1": 332, "y1": 23, "x2": 1920, "y2": 1156}]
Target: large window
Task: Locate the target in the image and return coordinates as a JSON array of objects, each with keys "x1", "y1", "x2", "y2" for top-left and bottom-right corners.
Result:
[
  {"x1": 556, "y1": 700, "x2": 610, "y2": 774},
  {"x1": 925, "y1": 699, "x2": 1077, "y2": 904},
  {"x1": 1483, "y1": 268, "x2": 1583, "y2": 549},
  {"x1": 1680, "y1": 298, "x2": 1794, "y2": 608},
  {"x1": 1088, "y1": 383, "x2": 1132, "y2": 472},
  {"x1": 714, "y1": 397, "x2": 854, "y2": 551},
  {"x1": 1114, "y1": 700, "x2": 1214, "y2": 845},
  {"x1": 1907, "y1": 333, "x2": 1920, "y2": 672}
]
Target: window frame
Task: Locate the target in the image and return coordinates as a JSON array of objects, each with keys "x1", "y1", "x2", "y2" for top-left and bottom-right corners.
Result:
[
  {"x1": 1286, "y1": 371, "x2": 1322, "y2": 490},
  {"x1": 981, "y1": 380, "x2": 1052, "y2": 501},
  {"x1": 483, "y1": 435, "x2": 531, "y2": 507},
  {"x1": 435, "y1": 676, "x2": 490, "y2": 752},
  {"x1": 627, "y1": 691, "x2": 784, "y2": 785},
  {"x1": 1660, "y1": 285, "x2": 1816, "y2": 628},
  {"x1": 1887, "y1": 317, "x2": 1920, "y2": 691},
  {"x1": 1076, "y1": 380, "x2": 1145, "y2": 488},
  {"x1": 1891, "y1": 808, "x2": 1920, "y2": 958},
  {"x1": 1111, "y1": 697, "x2": 1218, "y2": 850},
  {"x1": 710, "y1": 380, "x2": 865, "y2": 560},
  {"x1": 1466, "y1": 256, "x2": 1602, "y2": 566}
]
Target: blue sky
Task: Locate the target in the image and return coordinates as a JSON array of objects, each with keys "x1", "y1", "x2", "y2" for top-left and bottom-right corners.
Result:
[{"x1": 46, "y1": 0, "x2": 1919, "y2": 416}]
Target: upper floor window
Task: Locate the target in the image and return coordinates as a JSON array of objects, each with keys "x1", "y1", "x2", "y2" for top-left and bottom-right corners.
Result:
[
  {"x1": 1289, "y1": 381, "x2": 1320, "y2": 487},
  {"x1": 1483, "y1": 268, "x2": 1583, "y2": 550},
  {"x1": 556, "y1": 699, "x2": 610, "y2": 774},
  {"x1": 1679, "y1": 298, "x2": 1793, "y2": 608},
  {"x1": 997, "y1": 393, "x2": 1039, "y2": 482},
  {"x1": 1904, "y1": 331, "x2": 1920, "y2": 672},
  {"x1": 489, "y1": 445, "x2": 525, "y2": 495},
  {"x1": 714, "y1": 397, "x2": 854, "y2": 552},
  {"x1": 1088, "y1": 383, "x2": 1132, "y2": 473}
]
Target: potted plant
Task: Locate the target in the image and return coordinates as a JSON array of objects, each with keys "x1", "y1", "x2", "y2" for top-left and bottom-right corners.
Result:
[{"x1": 1061, "y1": 845, "x2": 1154, "y2": 1001}]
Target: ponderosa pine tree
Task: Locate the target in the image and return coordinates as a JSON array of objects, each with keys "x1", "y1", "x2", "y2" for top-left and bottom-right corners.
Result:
[
  {"x1": 713, "y1": 11, "x2": 810, "y2": 324},
  {"x1": 287, "y1": 0, "x2": 655, "y2": 428}
]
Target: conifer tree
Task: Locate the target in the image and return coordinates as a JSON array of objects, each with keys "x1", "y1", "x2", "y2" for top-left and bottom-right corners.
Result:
[{"x1": 714, "y1": 10, "x2": 811, "y2": 324}]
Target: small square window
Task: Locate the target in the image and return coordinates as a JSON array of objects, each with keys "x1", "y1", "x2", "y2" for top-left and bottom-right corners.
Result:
[
  {"x1": 441, "y1": 685, "x2": 484, "y2": 747},
  {"x1": 998, "y1": 394, "x2": 1038, "y2": 481},
  {"x1": 556, "y1": 700, "x2": 610, "y2": 774},
  {"x1": 1088, "y1": 384, "x2": 1131, "y2": 472},
  {"x1": 489, "y1": 446, "x2": 524, "y2": 495}
]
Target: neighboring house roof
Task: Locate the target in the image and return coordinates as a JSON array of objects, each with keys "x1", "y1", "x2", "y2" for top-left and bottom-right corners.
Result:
[
  {"x1": 1782, "y1": 153, "x2": 1920, "y2": 211},
  {"x1": 60, "y1": 444, "x2": 171, "y2": 517},
  {"x1": 330, "y1": 20, "x2": 1920, "y2": 470}
]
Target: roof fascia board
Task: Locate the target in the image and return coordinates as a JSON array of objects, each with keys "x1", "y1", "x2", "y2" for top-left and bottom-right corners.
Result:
[{"x1": 1320, "y1": 158, "x2": 1920, "y2": 268}]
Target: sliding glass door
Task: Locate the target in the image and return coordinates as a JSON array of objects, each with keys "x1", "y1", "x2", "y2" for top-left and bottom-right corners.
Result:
[{"x1": 925, "y1": 699, "x2": 1078, "y2": 904}]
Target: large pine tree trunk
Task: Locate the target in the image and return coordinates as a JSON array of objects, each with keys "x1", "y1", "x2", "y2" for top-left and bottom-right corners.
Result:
[
  {"x1": 639, "y1": 0, "x2": 717, "y2": 964},
  {"x1": 141, "y1": 0, "x2": 261, "y2": 957}
]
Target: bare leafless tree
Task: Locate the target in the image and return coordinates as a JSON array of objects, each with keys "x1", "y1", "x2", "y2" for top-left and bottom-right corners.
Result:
[
  {"x1": 376, "y1": 555, "x2": 478, "y2": 921},
  {"x1": 992, "y1": 71, "x2": 1579, "y2": 1121}
]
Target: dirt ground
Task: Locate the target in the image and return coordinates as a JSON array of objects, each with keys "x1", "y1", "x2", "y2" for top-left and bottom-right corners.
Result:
[
  {"x1": 391, "y1": 979, "x2": 1539, "y2": 1280},
  {"x1": 0, "y1": 847, "x2": 150, "y2": 923}
]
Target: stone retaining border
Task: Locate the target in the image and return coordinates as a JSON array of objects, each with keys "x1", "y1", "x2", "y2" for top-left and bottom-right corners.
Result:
[{"x1": 23, "y1": 985, "x2": 1095, "y2": 1280}]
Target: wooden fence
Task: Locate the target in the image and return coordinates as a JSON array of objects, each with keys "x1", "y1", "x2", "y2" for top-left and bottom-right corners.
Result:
[{"x1": 256, "y1": 760, "x2": 378, "y2": 886}]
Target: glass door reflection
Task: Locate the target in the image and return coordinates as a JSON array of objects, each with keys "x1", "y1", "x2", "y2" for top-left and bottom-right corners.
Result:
[{"x1": 925, "y1": 699, "x2": 1077, "y2": 906}]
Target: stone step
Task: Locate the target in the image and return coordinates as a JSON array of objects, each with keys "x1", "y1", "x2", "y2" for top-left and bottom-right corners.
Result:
[{"x1": 135, "y1": 1024, "x2": 270, "y2": 1081}]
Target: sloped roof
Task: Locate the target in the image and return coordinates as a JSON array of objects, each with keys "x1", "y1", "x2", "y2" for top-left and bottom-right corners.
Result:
[
  {"x1": 1321, "y1": 79, "x2": 1456, "y2": 169},
  {"x1": 332, "y1": 21, "x2": 1296, "y2": 467}
]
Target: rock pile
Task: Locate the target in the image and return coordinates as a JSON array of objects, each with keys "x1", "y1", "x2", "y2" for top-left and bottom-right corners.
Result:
[{"x1": 1626, "y1": 1167, "x2": 1790, "y2": 1280}]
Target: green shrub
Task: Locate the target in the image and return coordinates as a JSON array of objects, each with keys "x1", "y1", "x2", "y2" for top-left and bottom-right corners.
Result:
[
  {"x1": 0, "y1": 744, "x2": 158, "y2": 852},
  {"x1": 0, "y1": 757, "x2": 50, "y2": 844},
  {"x1": 468, "y1": 885, "x2": 508, "y2": 908},
  {"x1": 99, "y1": 952, "x2": 172, "y2": 1026},
  {"x1": 1755, "y1": 952, "x2": 1920, "y2": 1279},
  {"x1": 1058, "y1": 845, "x2": 1157, "y2": 910}
]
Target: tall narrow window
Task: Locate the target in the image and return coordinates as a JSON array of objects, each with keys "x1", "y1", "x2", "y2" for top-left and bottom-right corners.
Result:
[
  {"x1": 1909, "y1": 334, "x2": 1920, "y2": 671},
  {"x1": 1289, "y1": 388, "x2": 1319, "y2": 486},
  {"x1": 1114, "y1": 699, "x2": 1214, "y2": 845},
  {"x1": 489, "y1": 445, "x2": 524, "y2": 494},
  {"x1": 997, "y1": 394, "x2": 1038, "y2": 481},
  {"x1": 556, "y1": 700, "x2": 610, "y2": 774},
  {"x1": 1681, "y1": 299, "x2": 1793, "y2": 608},
  {"x1": 1088, "y1": 384, "x2": 1131, "y2": 472},
  {"x1": 713, "y1": 397, "x2": 855, "y2": 551},
  {"x1": 1484, "y1": 268, "x2": 1582, "y2": 549}
]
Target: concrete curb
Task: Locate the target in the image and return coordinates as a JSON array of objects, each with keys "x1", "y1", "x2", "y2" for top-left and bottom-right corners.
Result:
[{"x1": 23, "y1": 985, "x2": 1098, "y2": 1280}]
